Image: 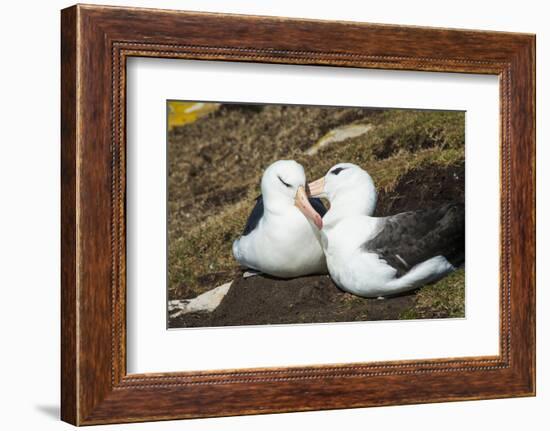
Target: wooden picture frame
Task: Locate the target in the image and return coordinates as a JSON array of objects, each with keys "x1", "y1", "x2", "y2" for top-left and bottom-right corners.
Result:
[{"x1": 61, "y1": 4, "x2": 535, "y2": 425}]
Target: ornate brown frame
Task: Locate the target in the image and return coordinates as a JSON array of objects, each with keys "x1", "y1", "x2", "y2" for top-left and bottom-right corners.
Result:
[{"x1": 61, "y1": 4, "x2": 535, "y2": 425}]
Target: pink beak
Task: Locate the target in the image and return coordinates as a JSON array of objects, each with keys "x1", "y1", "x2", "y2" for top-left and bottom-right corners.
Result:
[
  {"x1": 295, "y1": 186, "x2": 323, "y2": 229},
  {"x1": 307, "y1": 177, "x2": 325, "y2": 198}
]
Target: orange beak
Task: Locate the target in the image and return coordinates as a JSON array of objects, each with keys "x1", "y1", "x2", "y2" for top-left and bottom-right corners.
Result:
[
  {"x1": 295, "y1": 186, "x2": 323, "y2": 229},
  {"x1": 307, "y1": 177, "x2": 325, "y2": 198}
]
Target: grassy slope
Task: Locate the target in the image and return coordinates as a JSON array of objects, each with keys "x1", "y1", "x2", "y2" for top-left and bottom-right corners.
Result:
[{"x1": 168, "y1": 105, "x2": 465, "y2": 319}]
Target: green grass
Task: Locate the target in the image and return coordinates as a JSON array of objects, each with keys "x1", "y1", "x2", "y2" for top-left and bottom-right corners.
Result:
[
  {"x1": 399, "y1": 269, "x2": 466, "y2": 320},
  {"x1": 296, "y1": 109, "x2": 465, "y2": 190},
  {"x1": 167, "y1": 106, "x2": 465, "y2": 307}
]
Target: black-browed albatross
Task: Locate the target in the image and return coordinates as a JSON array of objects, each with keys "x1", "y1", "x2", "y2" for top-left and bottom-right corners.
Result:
[
  {"x1": 306, "y1": 162, "x2": 465, "y2": 298},
  {"x1": 232, "y1": 160, "x2": 328, "y2": 278}
]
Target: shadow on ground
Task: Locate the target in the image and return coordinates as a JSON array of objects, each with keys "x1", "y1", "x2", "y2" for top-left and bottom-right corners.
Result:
[{"x1": 35, "y1": 405, "x2": 59, "y2": 420}]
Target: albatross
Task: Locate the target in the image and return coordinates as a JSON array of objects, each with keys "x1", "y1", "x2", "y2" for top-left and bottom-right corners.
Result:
[
  {"x1": 232, "y1": 160, "x2": 328, "y2": 278},
  {"x1": 306, "y1": 163, "x2": 464, "y2": 298}
]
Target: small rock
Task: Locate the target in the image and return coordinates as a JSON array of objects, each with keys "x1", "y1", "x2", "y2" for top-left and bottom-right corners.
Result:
[
  {"x1": 306, "y1": 124, "x2": 373, "y2": 155},
  {"x1": 169, "y1": 282, "x2": 232, "y2": 318}
]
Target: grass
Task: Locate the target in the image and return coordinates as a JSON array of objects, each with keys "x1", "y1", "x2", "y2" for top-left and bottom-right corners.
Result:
[
  {"x1": 167, "y1": 103, "x2": 465, "y2": 318},
  {"x1": 399, "y1": 269, "x2": 466, "y2": 319}
]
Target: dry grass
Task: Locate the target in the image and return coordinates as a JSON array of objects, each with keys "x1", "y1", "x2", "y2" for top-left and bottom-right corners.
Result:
[
  {"x1": 400, "y1": 269, "x2": 466, "y2": 319},
  {"x1": 167, "y1": 103, "x2": 465, "y2": 315}
]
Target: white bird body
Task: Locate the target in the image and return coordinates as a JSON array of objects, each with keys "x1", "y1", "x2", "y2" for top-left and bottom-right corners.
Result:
[
  {"x1": 308, "y1": 163, "x2": 463, "y2": 298},
  {"x1": 322, "y1": 216, "x2": 454, "y2": 297},
  {"x1": 232, "y1": 160, "x2": 327, "y2": 278},
  {"x1": 233, "y1": 204, "x2": 326, "y2": 278}
]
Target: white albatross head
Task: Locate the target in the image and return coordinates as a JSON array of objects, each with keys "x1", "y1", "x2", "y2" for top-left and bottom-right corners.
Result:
[
  {"x1": 261, "y1": 160, "x2": 323, "y2": 229},
  {"x1": 307, "y1": 163, "x2": 377, "y2": 227}
]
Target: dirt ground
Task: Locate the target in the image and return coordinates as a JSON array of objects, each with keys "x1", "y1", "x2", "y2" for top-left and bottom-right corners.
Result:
[
  {"x1": 167, "y1": 103, "x2": 465, "y2": 328},
  {"x1": 172, "y1": 274, "x2": 416, "y2": 327}
]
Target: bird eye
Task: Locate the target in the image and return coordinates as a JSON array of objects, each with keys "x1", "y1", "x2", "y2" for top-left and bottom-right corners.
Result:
[
  {"x1": 331, "y1": 167, "x2": 347, "y2": 175},
  {"x1": 278, "y1": 175, "x2": 292, "y2": 188}
]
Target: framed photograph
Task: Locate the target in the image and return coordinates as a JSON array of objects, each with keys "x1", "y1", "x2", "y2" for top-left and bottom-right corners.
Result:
[{"x1": 61, "y1": 4, "x2": 535, "y2": 425}]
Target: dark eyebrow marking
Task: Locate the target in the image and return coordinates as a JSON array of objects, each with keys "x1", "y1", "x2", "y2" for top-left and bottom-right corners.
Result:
[
  {"x1": 278, "y1": 175, "x2": 292, "y2": 188},
  {"x1": 331, "y1": 167, "x2": 347, "y2": 175}
]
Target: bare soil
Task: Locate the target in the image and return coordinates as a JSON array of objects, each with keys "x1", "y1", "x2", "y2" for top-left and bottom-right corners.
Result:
[{"x1": 172, "y1": 274, "x2": 418, "y2": 327}]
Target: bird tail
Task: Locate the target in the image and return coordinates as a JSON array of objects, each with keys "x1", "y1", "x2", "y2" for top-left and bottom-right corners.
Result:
[{"x1": 384, "y1": 256, "x2": 455, "y2": 295}]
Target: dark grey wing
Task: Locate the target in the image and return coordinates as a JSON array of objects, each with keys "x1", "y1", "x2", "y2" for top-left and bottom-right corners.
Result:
[
  {"x1": 242, "y1": 195, "x2": 264, "y2": 236},
  {"x1": 363, "y1": 203, "x2": 465, "y2": 277},
  {"x1": 309, "y1": 197, "x2": 328, "y2": 218}
]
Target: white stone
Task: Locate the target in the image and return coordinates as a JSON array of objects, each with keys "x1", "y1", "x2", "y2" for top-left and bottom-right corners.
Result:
[
  {"x1": 169, "y1": 281, "x2": 232, "y2": 318},
  {"x1": 306, "y1": 123, "x2": 373, "y2": 155}
]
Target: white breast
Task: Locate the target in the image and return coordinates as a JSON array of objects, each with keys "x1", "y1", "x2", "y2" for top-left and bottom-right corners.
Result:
[
  {"x1": 233, "y1": 207, "x2": 327, "y2": 278},
  {"x1": 323, "y1": 216, "x2": 397, "y2": 296}
]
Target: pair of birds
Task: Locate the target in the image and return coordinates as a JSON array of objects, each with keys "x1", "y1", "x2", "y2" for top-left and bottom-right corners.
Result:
[{"x1": 232, "y1": 160, "x2": 464, "y2": 298}]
